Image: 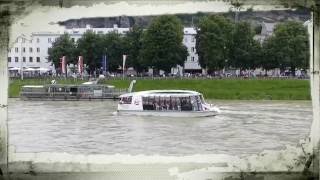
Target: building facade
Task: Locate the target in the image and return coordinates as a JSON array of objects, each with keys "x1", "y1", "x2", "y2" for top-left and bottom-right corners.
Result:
[
  {"x1": 8, "y1": 25, "x2": 202, "y2": 75},
  {"x1": 182, "y1": 27, "x2": 201, "y2": 73},
  {"x1": 254, "y1": 22, "x2": 277, "y2": 44}
]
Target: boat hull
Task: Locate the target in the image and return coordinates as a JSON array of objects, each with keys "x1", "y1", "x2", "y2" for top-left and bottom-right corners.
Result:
[{"x1": 116, "y1": 110, "x2": 218, "y2": 117}]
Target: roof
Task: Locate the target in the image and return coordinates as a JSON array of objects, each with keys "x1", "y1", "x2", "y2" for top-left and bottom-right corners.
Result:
[
  {"x1": 120, "y1": 90, "x2": 201, "y2": 97},
  {"x1": 22, "y1": 85, "x2": 44, "y2": 88}
]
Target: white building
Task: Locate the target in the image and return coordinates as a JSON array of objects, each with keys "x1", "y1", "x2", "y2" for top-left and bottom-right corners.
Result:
[
  {"x1": 8, "y1": 25, "x2": 202, "y2": 75},
  {"x1": 170, "y1": 27, "x2": 202, "y2": 76},
  {"x1": 182, "y1": 27, "x2": 201, "y2": 73},
  {"x1": 254, "y1": 22, "x2": 277, "y2": 44}
]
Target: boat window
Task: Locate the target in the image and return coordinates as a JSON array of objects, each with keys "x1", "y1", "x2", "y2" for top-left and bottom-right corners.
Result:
[
  {"x1": 142, "y1": 95, "x2": 202, "y2": 111},
  {"x1": 195, "y1": 95, "x2": 203, "y2": 111},
  {"x1": 142, "y1": 96, "x2": 155, "y2": 110},
  {"x1": 120, "y1": 96, "x2": 132, "y2": 104},
  {"x1": 180, "y1": 96, "x2": 193, "y2": 111},
  {"x1": 190, "y1": 95, "x2": 202, "y2": 111}
]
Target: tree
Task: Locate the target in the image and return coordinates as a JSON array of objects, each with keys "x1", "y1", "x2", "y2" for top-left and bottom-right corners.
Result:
[
  {"x1": 123, "y1": 26, "x2": 145, "y2": 73},
  {"x1": 102, "y1": 32, "x2": 127, "y2": 72},
  {"x1": 262, "y1": 21, "x2": 309, "y2": 76},
  {"x1": 48, "y1": 33, "x2": 76, "y2": 69},
  {"x1": 229, "y1": 21, "x2": 261, "y2": 70},
  {"x1": 76, "y1": 30, "x2": 104, "y2": 74},
  {"x1": 196, "y1": 15, "x2": 234, "y2": 73},
  {"x1": 140, "y1": 15, "x2": 188, "y2": 75},
  {"x1": 259, "y1": 37, "x2": 281, "y2": 74}
]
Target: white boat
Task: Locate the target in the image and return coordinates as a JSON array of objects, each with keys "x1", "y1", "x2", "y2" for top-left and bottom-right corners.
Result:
[{"x1": 117, "y1": 90, "x2": 220, "y2": 117}]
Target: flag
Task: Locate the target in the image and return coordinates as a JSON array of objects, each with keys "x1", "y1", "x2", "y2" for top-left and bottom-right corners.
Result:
[
  {"x1": 60, "y1": 56, "x2": 66, "y2": 74},
  {"x1": 122, "y1": 54, "x2": 127, "y2": 71},
  {"x1": 101, "y1": 55, "x2": 107, "y2": 73},
  {"x1": 78, "y1": 56, "x2": 83, "y2": 75}
]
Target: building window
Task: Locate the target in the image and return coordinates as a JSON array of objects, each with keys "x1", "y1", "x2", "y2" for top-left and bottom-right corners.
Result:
[
  {"x1": 191, "y1": 56, "x2": 195, "y2": 62},
  {"x1": 37, "y1": 38, "x2": 40, "y2": 43},
  {"x1": 29, "y1": 57, "x2": 33, "y2": 62},
  {"x1": 71, "y1": 38, "x2": 75, "y2": 42},
  {"x1": 191, "y1": 47, "x2": 195, "y2": 52},
  {"x1": 22, "y1": 38, "x2": 26, "y2": 43},
  {"x1": 22, "y1": 47, "x2": 26, "y2": 53},
  {"x1": 36, "y1": 57, "x2": 40, "y2": 62},
  {"x1": 29, "y1": 47, "x2": 33, "y2": 53},
  {"x1": 15, "y1": 57, "x2": 18, "y2": 62},
  {"x1": 15, "y1": 47, "x2": 18, "y2": 53},
  {"x1": 23, "y1": 57, "x2": 26, "y2": 62},
  {"x1": 37, "y1": 48, "x2": 40, "y2": 52},
  {"x1": 7, "y1": 57, "x2": 11, "y2": 62},
  {"x1": 48, "y1": 38, "x2": 51, "y2": 43},
  {"x1": 8, "y1": 49, "x2": 11, "y2": 53}
]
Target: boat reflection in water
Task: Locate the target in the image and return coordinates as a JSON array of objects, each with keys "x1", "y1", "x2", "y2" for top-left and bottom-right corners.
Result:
[{"x1": 117, "y1": 90, "x2": 220, "y2": 117}]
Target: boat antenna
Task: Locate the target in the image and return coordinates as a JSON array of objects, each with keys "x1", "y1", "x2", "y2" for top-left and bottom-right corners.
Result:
[{"x1": 128, "y1": 80, "x2": 136, "y2": 93}]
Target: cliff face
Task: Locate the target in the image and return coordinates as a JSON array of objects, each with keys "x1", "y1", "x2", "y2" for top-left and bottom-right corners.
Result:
[{"x1": 59, "y1": 9, "x2": 311, "y2": 29}]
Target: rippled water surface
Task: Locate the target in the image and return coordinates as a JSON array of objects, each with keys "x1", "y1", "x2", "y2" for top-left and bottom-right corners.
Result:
[{"x1": 8, "y1": 99, "x2": 312, "y2": 156}]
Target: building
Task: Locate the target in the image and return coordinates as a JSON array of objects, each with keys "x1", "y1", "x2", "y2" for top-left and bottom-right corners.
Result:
[
  {"x1": 182, "y1": 27, "x2": 201, "y2": 73},
  {"x1": 254, "y1": 22, "x2": 277, "y2": 44},
  {"x1": 170, "y1": 27, "x2": 202, "y2": 76},
  {"x1": 8, "y1": 25, "x2": 202, "y2": 75}
]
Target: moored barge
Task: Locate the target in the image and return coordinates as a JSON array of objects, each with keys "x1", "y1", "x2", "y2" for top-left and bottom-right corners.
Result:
[{"x1": 20, "y1": 84, "x2": 127, "y2": 101}]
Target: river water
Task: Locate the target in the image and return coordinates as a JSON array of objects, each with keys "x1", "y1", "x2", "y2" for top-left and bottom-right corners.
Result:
[{"x1": 8, "y1": 99, "x2": 312, "y2": 156}]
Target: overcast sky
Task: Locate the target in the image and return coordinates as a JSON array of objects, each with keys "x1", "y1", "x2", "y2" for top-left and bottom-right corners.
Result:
[{"x1": 10, "y1": 1, "x2": 286, "y2": 43}]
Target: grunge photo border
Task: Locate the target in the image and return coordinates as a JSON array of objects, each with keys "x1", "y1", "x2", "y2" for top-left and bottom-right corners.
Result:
[{"x1": 0, "y1": 0, "x2": 319, "y2": 179}]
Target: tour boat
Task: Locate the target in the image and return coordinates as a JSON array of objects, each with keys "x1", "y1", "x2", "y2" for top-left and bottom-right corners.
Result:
[{"x1": 117, "y1": 90, "x2": 220, "y2": 117}]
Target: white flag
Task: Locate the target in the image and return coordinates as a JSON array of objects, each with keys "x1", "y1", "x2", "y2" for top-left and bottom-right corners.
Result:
[{"x1": 122, "y1": 54, "x2": 127, "y2": 71}]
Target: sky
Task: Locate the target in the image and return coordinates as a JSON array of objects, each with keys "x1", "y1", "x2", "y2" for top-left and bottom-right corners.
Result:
[{"x1": 10, "y1": 1, "x2": 286, "y2": 44}]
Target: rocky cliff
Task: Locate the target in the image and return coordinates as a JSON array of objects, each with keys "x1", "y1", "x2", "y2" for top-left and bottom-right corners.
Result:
[{"x1": 58, "y1": 9, "x2": 311, "y2": 29}]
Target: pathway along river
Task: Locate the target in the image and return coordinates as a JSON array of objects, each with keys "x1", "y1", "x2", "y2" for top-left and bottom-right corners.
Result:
[{"x1": 8, "y1": 99, "x2": 312, "y2": 156}]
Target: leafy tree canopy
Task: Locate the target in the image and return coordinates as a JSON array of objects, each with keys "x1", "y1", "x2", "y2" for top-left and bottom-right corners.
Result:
[
  {"x1": 77, "y1": 30, "x2": 105, "y2": 73},
  {"x1": 140, "y1": 15, "x2": 188, "y2": 74},
  {"x1": 229, "y1": 21, "x2": 261, "y2": 69},
  {"x1": 123, "y1": 26, "x2": 146, "y2": 73},
  {"x1": 196, "y1": 15, "x2": 234, "y2": 72},
  {"x1": 48, "y1": 33, "x2": 76, "y2": 68},
  {"x1": 102, "y1": 32, "x2": 127, "y2": 72},
  {"x1": 262, "y1": 21, "x2": 309, "y2": 74}
]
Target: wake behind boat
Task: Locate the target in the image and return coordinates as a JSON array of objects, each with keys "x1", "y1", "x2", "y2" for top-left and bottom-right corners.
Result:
[{"x1": 117, "y1": 90, "x2": 220, "y2": 117}]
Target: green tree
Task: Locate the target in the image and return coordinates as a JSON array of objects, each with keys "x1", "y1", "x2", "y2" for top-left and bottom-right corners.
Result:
[
  {"x1": 76, "y1": 30, "x2": 104, "y2": 74},
  {"x1": 263, "y1": 21, "x2": 309, "y2": 76},
  {"x1": 48, "y1": 33, "x2": 76, "y2": 69},
  {"x1": 196, "y1": 15, "x2": 234, "y2": 73},
  {"x1": 102, "y1": 32, "x2": 127, "y2": 72},
  {"x1": 123, "y1": 26, "x2": 145, "y2": 73},
  {"x1": 140, "y1": 15, "x2": 188, "y2": 75},
  {"x1": 229, "y1": 22, "x2": 261, "y2": 70},
  {"x1": 259, "y1": 38, "x2": 280, "y2": 74}
]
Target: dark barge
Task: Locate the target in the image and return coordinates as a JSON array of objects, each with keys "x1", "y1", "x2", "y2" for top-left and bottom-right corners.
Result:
[{"x1": 20, "y1": 84, "x2": 127, "y2": 101}]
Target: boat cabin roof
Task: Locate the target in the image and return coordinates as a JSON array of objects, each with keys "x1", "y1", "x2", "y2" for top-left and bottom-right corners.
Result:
[
  {"x1": 22, "y1": 85, "x2": 44, "y2": 88},
  {"x1": 119, "y1": 90, "x2": 202, "y2": 98}
]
